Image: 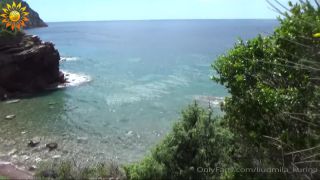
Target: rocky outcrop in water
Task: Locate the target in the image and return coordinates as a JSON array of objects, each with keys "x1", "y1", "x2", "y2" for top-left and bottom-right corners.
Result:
[{"x1": 0, "y1": 33, "x2": 65, "y2": 100}]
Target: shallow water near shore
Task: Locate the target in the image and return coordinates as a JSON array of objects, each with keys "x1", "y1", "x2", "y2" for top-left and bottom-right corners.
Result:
[{"x1": 0, "y1": 20, "x2": 278, "y2": 167}]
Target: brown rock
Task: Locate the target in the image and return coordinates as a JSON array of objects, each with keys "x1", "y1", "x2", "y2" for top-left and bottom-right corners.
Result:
[
  {"x1": 28, "y1": 137, "x2": 41, "y2": 147},
  {"x1": 46, "y1": 142, "x2": 58, "y2": 151},
  {"x1": 0, "y1": 34, "x2": 65, "y2": 99}
]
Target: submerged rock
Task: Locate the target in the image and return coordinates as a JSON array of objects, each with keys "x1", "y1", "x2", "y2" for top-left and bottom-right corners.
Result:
[
  {"x1": 40, "y1": 169, "x2": 58, "y2": 179},
  {"x1": 28, "y1": 165, "x2": 37, "y2": 171},
  {"x1": 46, "y1": 143, "x2": 58, "y2": 151},
  {"x1": 5, "y1": 115, "x2": 16, "y2": 120},
  {"x1": 119, "y1": 118, "x2": 129, "y2": 123},
  {"x1": 28, "y1": 137, "x2": 41, "y2": 147}
]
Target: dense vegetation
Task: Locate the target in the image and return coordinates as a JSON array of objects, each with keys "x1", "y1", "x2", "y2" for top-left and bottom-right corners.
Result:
[
  {"x1": 212, "y1": 1, "x2": 320, "y2": 179},
  {"x1": 125, "y1": 103, "x2": 236, "y2": 180}
]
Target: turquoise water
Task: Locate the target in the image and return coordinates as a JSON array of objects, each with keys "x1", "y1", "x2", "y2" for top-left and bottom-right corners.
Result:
[{"x1": 0, "y1": 20, "x2": 278, "y2": 166}]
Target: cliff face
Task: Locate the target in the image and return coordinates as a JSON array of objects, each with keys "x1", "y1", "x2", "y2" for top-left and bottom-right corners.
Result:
[
  {"x1": 0, "y1": 34, "x2": 65, "y2": 99},
  {"x1": 0, "y1": 1, "x2": 63, "y2": 99},
  {"x1": 20, "y1": 0, "x2": 48, "y2": 28}
]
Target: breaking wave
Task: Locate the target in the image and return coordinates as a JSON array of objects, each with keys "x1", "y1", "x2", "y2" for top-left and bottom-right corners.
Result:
[
  {"x1": 58, "y1": 71, "x2": 91, "y2": 88},
  {"x1": 60, "y1": 56, "x2": 79, "y2": 62}
]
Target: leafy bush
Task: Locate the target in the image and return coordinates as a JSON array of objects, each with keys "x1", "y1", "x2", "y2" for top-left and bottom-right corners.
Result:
[
  {"x1": 0, "y1": 29, "x2": 23, "y2": 38},
  {"x1": 213, "y1": 0, "x2": 320, "y2": 179},
  {"x1": 125, "y1": 103, "x2": 236, "y2": 180}
]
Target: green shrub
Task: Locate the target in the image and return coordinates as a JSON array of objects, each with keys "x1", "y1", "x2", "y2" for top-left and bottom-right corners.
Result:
[
  {"x1": 213, "y1": 1, "x2": 320, "y2": 179},
  {"x1": 125, "y1": 103, "x2": 236, "y2": 180}
]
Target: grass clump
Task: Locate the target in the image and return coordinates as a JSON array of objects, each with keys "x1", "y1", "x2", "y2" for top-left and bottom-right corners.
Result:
[
  {"x1": 36, "y1": 161, "x2": 126, "y2": 180},
  {"x1": 0, "y1": 176, "x2": 8, "y2": 180}
]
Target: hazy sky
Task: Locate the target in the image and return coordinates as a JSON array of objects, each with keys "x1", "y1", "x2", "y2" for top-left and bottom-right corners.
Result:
[{"x1": 26, "y1": 0, "x2": 299, "y2": 22}]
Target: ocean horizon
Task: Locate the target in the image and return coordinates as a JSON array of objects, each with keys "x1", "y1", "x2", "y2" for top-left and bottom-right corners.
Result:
[{"x1": 45, "y1": 18, "x2": 277, "y2": 23}]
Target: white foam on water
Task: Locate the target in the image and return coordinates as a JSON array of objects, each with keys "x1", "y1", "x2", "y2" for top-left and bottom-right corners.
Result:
[
  {"x1": 59, "y1": 71, "x2": 92, "y2": 88},
  {"x1": 105, "y1": 74, "x2": 190, "y2": 106},
  {"x1": 164, "y1": 75, "x2": 189, "y2": 86},
  {"x1": 104, "y1": 94, "x2": 142, "y2": 106},
  {"x1": 60, "y1": 56, "x2": 79, "y2": 62},
  {"x1": 193, "y1": 95, "x2": 225, "y2": 107}
]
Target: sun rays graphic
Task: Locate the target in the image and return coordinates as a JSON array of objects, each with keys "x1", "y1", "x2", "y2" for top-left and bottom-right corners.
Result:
[{"x1": 1, "y1": 2, "x2": 29, "y2": 31}]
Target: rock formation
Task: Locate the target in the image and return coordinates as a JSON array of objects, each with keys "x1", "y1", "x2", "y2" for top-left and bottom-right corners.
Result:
[
  {"x1": 20, "y1": 0, "x2": 48, "y2": 28},
  {"x1": 0, "y1": 33, "x2": 65, "y2": 100}
]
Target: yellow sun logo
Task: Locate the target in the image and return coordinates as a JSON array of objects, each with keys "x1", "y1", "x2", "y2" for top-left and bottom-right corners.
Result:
[{"x1": 1, "y1": 2, "x2": 29, "y2": 31}]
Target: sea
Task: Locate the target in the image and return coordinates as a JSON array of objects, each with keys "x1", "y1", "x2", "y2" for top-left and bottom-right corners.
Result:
[{"x1": 0, "y1": 20, "x2": 278, "y2": 167}]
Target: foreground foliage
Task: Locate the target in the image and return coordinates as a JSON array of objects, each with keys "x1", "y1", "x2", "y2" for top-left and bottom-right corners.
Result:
[
  {"x1": 125, "y1": 103, "x2": 235, "y2": 180},
  {"x1": 213, "y1": 0, "x2": 320, "y2": 179}
]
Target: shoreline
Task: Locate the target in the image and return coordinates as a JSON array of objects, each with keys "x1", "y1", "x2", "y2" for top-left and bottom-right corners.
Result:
[{"x1": 0, "y1": 161, "x2": 33, "y2": 179}]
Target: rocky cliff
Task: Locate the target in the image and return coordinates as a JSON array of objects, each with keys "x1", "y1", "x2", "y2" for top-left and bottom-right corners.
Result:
[
  {"x1": 20, "y1": 0, "x2": 48, "y2": 28},
  {"x1": 0, "y1": 33, "x2": 65, "y2": 100}
]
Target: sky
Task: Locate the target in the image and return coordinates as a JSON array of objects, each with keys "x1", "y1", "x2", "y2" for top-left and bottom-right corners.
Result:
[{"x1": 26, "y1": 0, "x2": 300, "y2": 22}]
